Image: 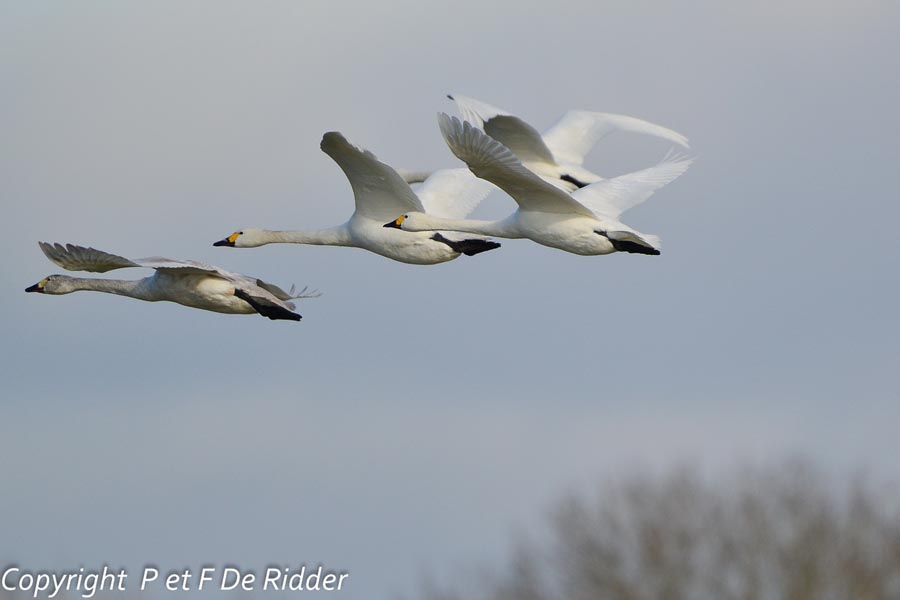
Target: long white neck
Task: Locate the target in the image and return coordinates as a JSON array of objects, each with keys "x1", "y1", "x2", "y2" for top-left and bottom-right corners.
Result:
[
  {"x1": 406, "y1": 214, "x2": 522, "y2": 238},
  {"x1": 67, "y1": 277, "x2": 157, "y2": 300},
  {"x1": 257, "y1": 226, "x2": 352, "y2": 246}
]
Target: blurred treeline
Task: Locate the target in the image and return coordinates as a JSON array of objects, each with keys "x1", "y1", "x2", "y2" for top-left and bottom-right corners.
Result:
[{"x1": 411, "y1": 462, "x2": 900, "y2": 600}]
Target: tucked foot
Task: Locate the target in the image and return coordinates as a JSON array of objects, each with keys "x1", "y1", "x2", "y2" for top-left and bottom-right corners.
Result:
[
  {"x1": 234, "y1": 288, "x2": 302, "y2": 321},
  {"x1": 595, "y1": 230, "x2": 661, "y2": 255},
  {"x1": 431, "y1": 233, "x2": 501, "y2": 256}
]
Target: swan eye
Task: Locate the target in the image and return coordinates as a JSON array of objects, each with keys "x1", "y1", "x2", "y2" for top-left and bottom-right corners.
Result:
[{"x1": 396, "y1": 215, "x2": 407, "y2": 225}]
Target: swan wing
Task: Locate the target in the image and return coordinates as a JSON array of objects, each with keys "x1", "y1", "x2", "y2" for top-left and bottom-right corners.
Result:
[
  {"x1": 415, "y1": 168, "x2": 495, "y2": 220},
  {"x1": 39, "y1": 242, "x2": 142, "y2": 273},
  {"x1": 450, "y1": 94, "x2": 556, "y2": 167},
  {"x1": 571, "y1": 154, "x2": 694, "y2": 220},
  {"x1": 128, "y1": 256, "x2": 236, "y2": 279},
  {"x1": 543, "y1": 110, "x2": 690, "y2": 166},
  {"x1": 448, "y1": 93, "x2": 511, "y2": 128},
  {"x1": 143, "y1": 258, "x2": 312, "y2": 314},
  {"x1": 137, "y1": 257, "x2": 311, "y2": 302},
  {"x1": 438, "y1": 114, "x2": 594, "y2": 217},
  {"x1": 320, "y1": 131, "x2": 425, "y2": 220}
]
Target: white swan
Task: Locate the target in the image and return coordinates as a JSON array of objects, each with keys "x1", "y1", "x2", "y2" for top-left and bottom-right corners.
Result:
[
  {"x1": 385, "y1": 115, "x2": 693, "y2": 257},
  {"x1": 213, "y1": 132, "x2": 501, "y2": 265},
  {"x1": 26, "y1": 242, "x2": 319, "y2": 321},
  {"x1": 402, "y1": 94, "x2": 690, "y2": 192}
]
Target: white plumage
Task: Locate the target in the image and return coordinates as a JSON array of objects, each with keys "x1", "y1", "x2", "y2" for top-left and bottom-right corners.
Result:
[
  {"x1": 386, "y1": 115, "x2": 692, "y2": 257},
  {"x1": 213, "y1": 132, "x2": 501, "y2": 265},
  {"x1": 445, "y1": 93, "x2": 690, "y2": 191},
  {"x1": 26, "y1": 242, "x2": 319, "y2": 321}
]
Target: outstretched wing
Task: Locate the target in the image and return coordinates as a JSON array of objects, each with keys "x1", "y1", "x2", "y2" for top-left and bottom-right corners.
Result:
[
  {"x1": 414, "y1": 168, "x2": 495, "y2": 220},
  {"x1": 449, "y1": 94, "x2": 557, "y2": 167},
  {"x1": 40, "y1": 242, "x2": 246, "y2": 281},
  {"x1": 39, "y1": 242, "x2": 141, "y2": 272},
  {"x1": 130, "y1": 256, "x2": 236, "y2": 279},
  {"x1": 572, "y1": 154, "x2": 694, "y2": 220},
  {"x1": 438, "y1": 114, "x2": 594, "y2": 217},
  {"x1": 320, "y1": 131, "x2": 425, "y2": 220},
  {"x1": 542, "y1": 110, "x2": 690, "y2": 166}
]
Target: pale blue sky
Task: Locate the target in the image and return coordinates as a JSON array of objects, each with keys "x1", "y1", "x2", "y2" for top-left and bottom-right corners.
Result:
[{"x1": 2, "y1": 1, "x2": 899, "y2": 597}]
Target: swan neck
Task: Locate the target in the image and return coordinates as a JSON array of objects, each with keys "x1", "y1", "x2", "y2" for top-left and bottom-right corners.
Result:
[
  {"x1": 69, "y1": 277, "x2": 155, "y2": 300},
  {"x1": 411, "y1": 216, "x2": 510, "y2": 237},
  {"x1": 262, "y1": 227, "x2": 350, "y2": 246}
]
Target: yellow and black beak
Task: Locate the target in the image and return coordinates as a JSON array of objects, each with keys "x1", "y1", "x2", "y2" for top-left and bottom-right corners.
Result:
[
  {"x1": 25, "y1": 278, "x2": 48, "y2": 293},
  {"x1": 213, "y1": 232, "x2": 240, "y2": 247},
  {"x1": 383, "y1": 216, "x2": 406, "y2": 229}
]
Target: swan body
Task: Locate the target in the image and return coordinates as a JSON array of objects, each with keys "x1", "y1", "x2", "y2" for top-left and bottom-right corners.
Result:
[
  {"x1": 402, "y1": 94, "x2": 690, "y2": 192},
  {"x1": 26, "y1": 242, "x2": 319, "y2": 321},
  {"x1": 386, "y1": 115, "x2": 693, "y2": 257},
  {"x1": 397, "y1": 212, "x2": 627, "y2": 256},
  {"x1": 214, "y1": 132, "x2": 501, "y2": 265}
]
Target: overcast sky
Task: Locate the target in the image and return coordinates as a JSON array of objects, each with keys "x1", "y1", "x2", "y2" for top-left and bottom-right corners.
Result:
[{"x1": 2, "y1": 1, "x2": 899, "y2": 598}]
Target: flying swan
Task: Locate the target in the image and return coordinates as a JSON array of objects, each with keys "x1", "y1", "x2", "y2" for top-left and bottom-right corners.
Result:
[
  {"x1": 385, "y1": 115, "x2": 693, "y2": 257},
  {"x1": 26, "y1": 242, "x2": 319, "y2": 321},
  {"x1": 401, "y1": 93, "x2": 690, "y2": 192},
  {"x1": 213, "y1": 132, "x2": 501, "y2": 265}
]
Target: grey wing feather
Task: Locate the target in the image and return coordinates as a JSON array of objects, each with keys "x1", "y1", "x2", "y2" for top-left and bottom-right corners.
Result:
[
  {"x1": 133, "y1": 257, "x2": 235, "y2": 279},
  {"x1": 482, "y1": 115, "x2": 557, "y2": 166},
  {"x1": 450, "y1": 94, "x2": 556, "y2": 166},
  {"x1": 438, "y1": 114, "x2": 594, "y2": 217},
  {"x1": 39, "y1": 242, "x2": 142, "y2": 272}
]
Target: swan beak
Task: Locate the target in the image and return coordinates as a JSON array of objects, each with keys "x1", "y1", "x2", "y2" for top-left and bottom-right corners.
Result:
[
  {"x1": 25, "y1": 278, "x2": 48, "y2": 293},
  {"x1": 213, "y1": 232, "x2": 240, "y2": 247},
  {"x1": 383, "y1": 216, "x2": 405, "y2": 229}
]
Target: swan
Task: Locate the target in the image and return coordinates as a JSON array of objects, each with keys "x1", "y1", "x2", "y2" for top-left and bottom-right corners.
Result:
[
  {"x1": 403, "y1": 94, "x2": 690, "y2": 192},
  {"x1": 26, "y1": 242, "x2": 319, "y2": 321},
  {"x1": 385, "y1": 115, "x2": 693, "y2": 257},
  {"x1": 212, "y1": 132, "x2": 501, "y2": 265}
]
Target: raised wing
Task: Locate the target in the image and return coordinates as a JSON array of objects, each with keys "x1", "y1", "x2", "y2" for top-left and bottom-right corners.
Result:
[
  {"x1": 438, "y1": 114, "x2": 594, "y2": 217},
  {"x1": 320, "y1": 132, "x2": 424, "y2": 220},
  {"x1": 448, "y1": 93, "x2": 511, "y2": 127},
  {"x1": 543, "y1": 110, "x2": 690, "y2": 166},
  {"x1": 39, "y1": 241, "x2": 240, "y2": 280},
  {"x1": 414, "y1": 168, "x2": 495, "y2": 220},
  {"x1": 572, "y1": 154, "x2": 694, "y2": 220},
  {"x1": 39, "y1": 242, "x2": 141, "y2": 272},
  {"x1": 449, "y1": 94, "x2": 556, "y2": 166}
]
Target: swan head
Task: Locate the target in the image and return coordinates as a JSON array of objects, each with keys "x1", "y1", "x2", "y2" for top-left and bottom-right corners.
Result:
[
  {"x1": 213, "y1": 228, "x2": 266, "y2": 248},
  {"x1": 25, "y1": 274, "x2": 76, "y2": 295},
  {"x1": 383, "y1": 212, "x2": 430, "y2": 232}
]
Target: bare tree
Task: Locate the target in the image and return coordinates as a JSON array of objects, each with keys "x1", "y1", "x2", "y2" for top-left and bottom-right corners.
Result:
[{"x1": 413, "y1": 462, "x2": 900, "y2": 600}]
